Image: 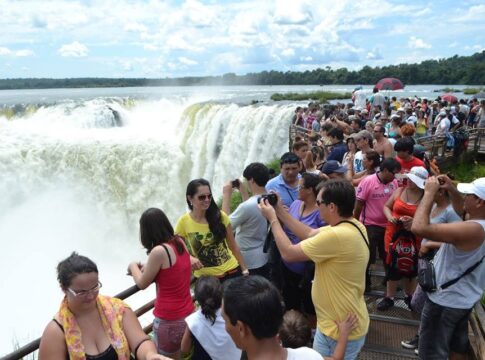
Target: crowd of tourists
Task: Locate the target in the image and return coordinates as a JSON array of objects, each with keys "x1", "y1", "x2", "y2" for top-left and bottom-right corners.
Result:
[{"x1": 36, "y1": 89, "x2": 485, "y2": 360}]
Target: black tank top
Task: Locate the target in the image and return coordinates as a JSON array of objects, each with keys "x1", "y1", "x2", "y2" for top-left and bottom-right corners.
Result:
[{"x1": 52, "y1": 319, "x2": 119, "y2": 360}]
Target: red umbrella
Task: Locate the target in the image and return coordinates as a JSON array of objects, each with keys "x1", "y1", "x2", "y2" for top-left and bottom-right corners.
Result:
[
  {"x1": 441, "y1": 94, "x2": 458, "y2": 103},
  {"x1": 375, "y1": 77, "x2": 404, "y2": 91}
]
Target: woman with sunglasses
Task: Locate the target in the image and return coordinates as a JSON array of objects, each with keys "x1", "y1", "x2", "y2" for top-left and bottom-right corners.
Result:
[
  {"x1": 175, "y1": 178, "x2": 248, "y2": 282},
  {"x1": 39, "y1": 252, "x2": 168, "y2": 360},
  {"x1": 127, "y1": 208, "x2": 194, "y2": 358}
]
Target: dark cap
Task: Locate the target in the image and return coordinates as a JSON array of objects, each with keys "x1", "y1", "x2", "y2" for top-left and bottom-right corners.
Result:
[{"x1": 321, "y1": 160, "x2": 347, "y2": 174}]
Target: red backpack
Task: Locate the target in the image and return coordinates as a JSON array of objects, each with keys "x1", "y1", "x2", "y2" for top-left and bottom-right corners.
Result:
[{"x1": 388, "y1": 229, "x2": 418, "y2": 276}]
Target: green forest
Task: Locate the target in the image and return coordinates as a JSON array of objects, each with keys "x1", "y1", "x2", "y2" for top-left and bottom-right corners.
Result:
[{"x1": 1, "y1": 51, "x2": 484, "y2": 90}]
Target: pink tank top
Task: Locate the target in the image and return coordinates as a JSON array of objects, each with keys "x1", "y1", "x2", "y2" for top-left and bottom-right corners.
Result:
[{"x1": 153, "y1": 238, "x2": 194, "y2": 320}]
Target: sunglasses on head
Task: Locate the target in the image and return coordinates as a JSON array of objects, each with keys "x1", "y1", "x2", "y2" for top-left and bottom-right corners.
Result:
[{"x1": 197, "y1": 194, "x2": 212, "y2": 201}]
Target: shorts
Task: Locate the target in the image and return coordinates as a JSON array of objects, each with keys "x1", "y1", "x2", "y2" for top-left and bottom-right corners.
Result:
[
  {"x1": 385, "y1": 263, "x2": 417, "y2": 281},
  {"x1": 419, "y1": 298, "x2": 471, "y2": 358},
  {"x1": 313, "y1": 328, "x2": 365, "y2": 360},
  {"x1": 153, "y1": 317, "x2": 187, "y2": 355}
]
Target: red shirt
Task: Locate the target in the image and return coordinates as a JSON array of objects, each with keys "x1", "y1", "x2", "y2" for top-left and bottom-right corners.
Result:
[
  {"x1": 153, "y1": 239, "x2": 194, "y2": 320},
  {"x1": 396, "y1": 155, "x2": 425, "y2": 174}
]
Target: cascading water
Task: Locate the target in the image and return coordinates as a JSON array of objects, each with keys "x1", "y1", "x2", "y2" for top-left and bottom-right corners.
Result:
[{"x1": 0, "y1": 95, "x2": 294, "y2": 354}]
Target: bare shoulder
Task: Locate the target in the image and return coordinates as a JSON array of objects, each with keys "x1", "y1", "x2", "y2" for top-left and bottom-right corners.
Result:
[{"x1": 38, "y1": 320, "x2": 66, "y2": 359}]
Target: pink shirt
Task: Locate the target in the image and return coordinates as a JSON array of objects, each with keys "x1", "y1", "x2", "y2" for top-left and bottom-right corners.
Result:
[{"x1": 356, "y1": 173, "x2": 398, "y2": 228}]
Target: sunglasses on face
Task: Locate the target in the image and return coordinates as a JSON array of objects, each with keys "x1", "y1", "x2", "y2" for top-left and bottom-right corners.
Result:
[{"x1": 197, "y1": 194, "x2": 212, "y2": 201}]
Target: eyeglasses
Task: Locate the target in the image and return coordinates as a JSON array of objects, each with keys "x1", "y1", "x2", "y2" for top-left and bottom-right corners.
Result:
[
  {"x1": 197, "y1": 194, "x2": 212, "y2": 201},
  {"x1": 68, "y1": 281, "x2": 102, "y2": 297}
]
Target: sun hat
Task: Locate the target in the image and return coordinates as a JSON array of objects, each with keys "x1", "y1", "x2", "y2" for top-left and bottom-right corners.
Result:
[
  {"x1": 405, "y1": 166, "x2": 429, "y2": 189},
  {"x1": 397, "y1": 107, "x2": 405, "y2": 112},
  {"x1": 361, "y1": 109, "x2": 369, "y2": 114},
  {"x1": 391, "y1": 113, "x2": 401, "y2": 120},
  {"x1": 457, "y1": 178, "x2": 485, "y2": 200},
  {"x1": 321, "y1": 160, "x2": 347, "y2": 174}
]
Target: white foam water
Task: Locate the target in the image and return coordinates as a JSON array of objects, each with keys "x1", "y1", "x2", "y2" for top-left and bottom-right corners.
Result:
[{"x1": 0, "y1": 96, "x2": 293, "y2": 355}]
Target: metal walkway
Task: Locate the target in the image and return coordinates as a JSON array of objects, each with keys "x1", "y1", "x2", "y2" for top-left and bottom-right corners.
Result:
[{"x1": 360, "y1": 265, "x2": 419, "y2": 359}]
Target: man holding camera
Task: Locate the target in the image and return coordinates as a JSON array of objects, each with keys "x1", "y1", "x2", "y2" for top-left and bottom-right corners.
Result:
[
  {"x1": 259, "y1": 180, "x2": 369, "y2": 359},
  {"x1": 412, "y1": 176, "x2": 485, "y2": 359},
  {"x1": 265, "y1": 152, "x2": 301, "y2": 208},
  {"x1": 222, "y1": 163, "x2": 271, "y2": 278}
]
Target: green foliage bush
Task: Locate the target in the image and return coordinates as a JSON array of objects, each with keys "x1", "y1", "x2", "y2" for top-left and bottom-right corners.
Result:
[{"x1": 270, "y1": 91, "x2": 351, "y2": 102}]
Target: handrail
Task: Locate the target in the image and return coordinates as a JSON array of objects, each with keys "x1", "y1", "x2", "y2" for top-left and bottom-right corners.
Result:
[{"x1": 2, "y1": 285, "x2": 151, "y2": 360}]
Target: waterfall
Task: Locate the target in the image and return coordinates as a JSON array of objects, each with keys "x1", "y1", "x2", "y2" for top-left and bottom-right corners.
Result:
[{"x1": 0, "y1": 96, "x2": 294, "y2": 353}]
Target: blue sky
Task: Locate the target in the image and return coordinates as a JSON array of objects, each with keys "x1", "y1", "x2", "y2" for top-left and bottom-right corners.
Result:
[{"x1": 1, "y1": 0, "x2": 484, "y2": 78}]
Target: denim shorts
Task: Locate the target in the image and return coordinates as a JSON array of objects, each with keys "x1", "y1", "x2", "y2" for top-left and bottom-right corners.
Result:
[
  {"x1": 419, "y1": 298, "x2": 471, "y2": 359},
  {"x1": 153, "y1": 317, "x2": 187, "y2": 356},
  {"x1": 313, "y1": 328, "x2": 366, "y2": 360}
]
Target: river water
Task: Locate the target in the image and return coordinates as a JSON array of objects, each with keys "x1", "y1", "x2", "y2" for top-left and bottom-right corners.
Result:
[{"x1": 0, "y1": 84, "x2": 477, "y2": 355}]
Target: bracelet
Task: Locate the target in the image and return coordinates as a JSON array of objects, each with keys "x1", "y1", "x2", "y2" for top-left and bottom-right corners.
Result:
[
  {"x1": 242, "y1": 269, "x2": 250, "y2": 275},
  {"x1": 270, "y1": 219, "x2": 279, "y2": 227}
]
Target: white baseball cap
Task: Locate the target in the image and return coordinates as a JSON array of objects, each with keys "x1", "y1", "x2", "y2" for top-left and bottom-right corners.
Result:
[
  {"x1": 405, "y1": 166, "x2": 429, "y2": 189},
  {"x1": 457, "y1": 178, "x2": 485, "y2": 200}
]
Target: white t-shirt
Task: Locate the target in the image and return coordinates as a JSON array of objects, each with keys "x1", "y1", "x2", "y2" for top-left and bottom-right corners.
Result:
[
  {"x1": 354, "y1": 90, "x2": 367, "y2": 108},
  {"x1": 286, "y1": 347, "x2": 323, "y2": 359},
  {"x1": 353, "y1": 151, "x2": 364, "y2": 173}
]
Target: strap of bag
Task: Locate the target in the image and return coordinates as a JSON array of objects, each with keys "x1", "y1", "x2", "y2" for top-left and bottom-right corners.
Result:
[
  {"x1": 336, "y1": 220, "x2": 370, "y2": 250},
  {"x1": 440, "y1": 255, "x2": 484, "y2": 290},
  {"x1": 161, "y1": 244, "x2": 173, "y2": 267}
]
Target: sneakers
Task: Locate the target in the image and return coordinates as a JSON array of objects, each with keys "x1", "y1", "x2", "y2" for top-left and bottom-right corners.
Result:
[
  {"x1": 377, "y1": 297, "x2": 394, "y2": 311},
  {"x1": 404, "y1": 295, "x2": 413, "y2": 311},
  {"x1": 401, "y1": 334, "x2": 419, "y2": 349}
]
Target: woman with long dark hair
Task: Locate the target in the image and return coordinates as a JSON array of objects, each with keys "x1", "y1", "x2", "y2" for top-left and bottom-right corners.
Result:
[
  {"x1": 175, "y1": 178, "x2": 248, "y2": 282},
  {"x1": 128, "y1": 208, "x2": 194, "y2": 358}
]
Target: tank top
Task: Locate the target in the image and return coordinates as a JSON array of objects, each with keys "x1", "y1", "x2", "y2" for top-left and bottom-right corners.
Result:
[
  {"x1": 429, "y1": 219, "x2": 485, "y2": 309},
  {"x1": 384, "y1": 193, "x2": 422, "y2": 254},
  {"x1": 153, "y1": 240, "x2": 194, "y2": 320}
]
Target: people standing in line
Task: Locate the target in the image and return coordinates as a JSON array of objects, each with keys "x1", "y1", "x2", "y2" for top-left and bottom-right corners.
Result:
[
  {"x1": 181, "y1": 276, "x2": 241, "y2": 360},
  {"x1": 353, "y1": 130, "x2": 373, "y2": 174},
  {"x1": 175, "y1": 178, "x2": 249, "y2": 282},
  {"x1": 394, "y1": 137, "x2": 425, "y2": 176},
  {"x1": 259, "y1": 180, "x2": 370, "y2": 359},
  {"x1": 222, "y1": 163, "x2": 270, "y2": 278},
  {"x1": 266, "y1": 152, "x2": 301, "y2": 208},
  {"x1": 377, "y1": 166, "x2": 428, "y2": 311},
  {"x1": 354, "y1": 158, "x2": 401, "y2": 292},
  {"x1": 373, "y1": 123, "x2": 394, "y2": 159},
  {"x1": 350, "y1": 150, "x2": 381, "y2": 187},
  {"x1": 400, "y1": 183, "x2": 461, "y2": 354},
  {"x1": 127, "y1": 208, "x2": 194, "y2": 358},
  {"x1": 281, "y1": 173, "x2": 326, "y2": 324},
  {"x1": 326, "y1": 127, "x2": 348, "y2": 163},
  {"x1": 412, "y1": 176, "x2": 485, "y2": 359},
  {"x1": 222, "y1": 276, "x2": 323, "y2": 360},
  {"x1": 39, "y1": 253, "x2": 169, "y2": 360}
]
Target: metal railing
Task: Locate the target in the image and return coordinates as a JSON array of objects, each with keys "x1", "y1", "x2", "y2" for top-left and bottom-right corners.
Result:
[{"x1": 2, "y1": 285, "x2": 153, "y2": 360}]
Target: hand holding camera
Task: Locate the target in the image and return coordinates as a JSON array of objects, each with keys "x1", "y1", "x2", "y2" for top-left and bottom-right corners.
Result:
[{"x1": 257, "y1": 193, "x2": 278, "y2": 206}]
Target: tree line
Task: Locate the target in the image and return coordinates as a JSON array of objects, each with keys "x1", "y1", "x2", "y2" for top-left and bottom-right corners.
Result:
[{"x1": 0, "y1": 51, "x2": 484, "y2": 90}]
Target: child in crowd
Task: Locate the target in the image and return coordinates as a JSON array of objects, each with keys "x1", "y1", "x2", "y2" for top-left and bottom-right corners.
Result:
[
  {"x1": 181, "y1": 276, "x2": 241, "y2": 360},
  {"x1": 279, "y1": 310, "x2": 358, "y2": 360}
]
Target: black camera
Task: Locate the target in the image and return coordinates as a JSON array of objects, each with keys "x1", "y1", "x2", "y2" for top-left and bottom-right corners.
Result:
[
  {"x1": 258, "y1": 193, "x2": 278, "y2": 206},
  {"x1": 231, "y1": 179, "x2": 240, "y2": 188}
]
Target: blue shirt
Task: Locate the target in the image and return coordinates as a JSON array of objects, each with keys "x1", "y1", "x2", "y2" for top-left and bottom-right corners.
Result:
[
  {"x1": 326, "y1": 142, "x2": 348, "y2": 163},
  {"x1": 265, "y1": 174, "x2": 299, "y2": 207}
]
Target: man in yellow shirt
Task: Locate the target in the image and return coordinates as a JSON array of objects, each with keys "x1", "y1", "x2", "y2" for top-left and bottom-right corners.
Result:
[{"x1": 259, "y1": 179, "x2": 370, "y2": 359}]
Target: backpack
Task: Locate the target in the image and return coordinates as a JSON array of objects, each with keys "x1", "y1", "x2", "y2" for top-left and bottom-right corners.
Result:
[
  {"x1": 452, "y1": 128, "x2": 469, "y2": 157},
  {"x1": 388, "y1": 229, "x2": 418, "y2": 276}
]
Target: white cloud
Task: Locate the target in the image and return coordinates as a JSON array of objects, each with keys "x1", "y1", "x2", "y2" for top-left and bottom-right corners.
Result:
[
  {"x1": 178, "y1": 57, "x2": 198, "y2": 66},
  {"x1": 281, "y1": 48, "x2": 295, "y2": 57},
  {"x1": 15, "y1": 49, "x2": 35, "y2": 57},
  {"x1": 0, "y1": 46, "x2": 35, "y2": 57},
  {"x1": 408, "y1": 36, "x2": 432, "y2": 49},
  {"x1": 124, "y1": 23, "x2": 148, "y2": 33},
  {"x1": 366, "y1": 48, "x2": 383, "y2": 60},
  {"x1": 58, "y1": 41, "x2": 89, "y2": 57},
  {"x1": 143, "y1": 44, "x2": 158, "y2": 51}
]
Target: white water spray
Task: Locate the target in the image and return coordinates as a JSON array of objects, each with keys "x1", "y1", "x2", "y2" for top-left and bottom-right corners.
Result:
[{"x1": 0, "y1": 96, "x2": 293, "y2": 354}]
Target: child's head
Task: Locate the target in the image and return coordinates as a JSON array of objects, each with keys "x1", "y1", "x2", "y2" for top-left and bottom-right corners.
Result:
[
  {"x1": 278, "y1": 310, "x2": 311, "y2": 348},
  {"x1": 195, "y1": 276, "x2": 222, "y2": 325}
]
